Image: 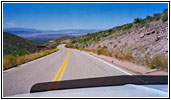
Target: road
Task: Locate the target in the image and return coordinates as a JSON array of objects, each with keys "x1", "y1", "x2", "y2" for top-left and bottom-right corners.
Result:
[{"x1": 3, "y1": 44, "x2": 135, "y2": 97}]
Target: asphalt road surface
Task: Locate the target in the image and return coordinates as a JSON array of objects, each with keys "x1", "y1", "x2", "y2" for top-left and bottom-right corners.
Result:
[{"x1": 3, "y1": 44, "x2": 135, "y2": 97}]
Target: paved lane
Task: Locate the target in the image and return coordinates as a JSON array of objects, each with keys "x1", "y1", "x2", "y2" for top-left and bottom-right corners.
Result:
[{"x1": 3, "y1": 44, "x2": 135, "y2": 97}]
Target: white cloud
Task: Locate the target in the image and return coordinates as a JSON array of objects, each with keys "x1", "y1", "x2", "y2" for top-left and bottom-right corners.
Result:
[{"x1": 7, "y1": 22, "x2": 15, "y2": 26}]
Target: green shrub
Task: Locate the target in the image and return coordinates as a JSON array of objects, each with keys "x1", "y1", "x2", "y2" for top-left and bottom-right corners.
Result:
[
  {"x1": 147, "y1": 55, "x2": 168, "y2": 69},
  {"x1": 122, "y1": 50, "x2": 133, "y2": 61},
  {"x1": 10, "y1": 51, "x2": 29, "y2": 57},
  {"x1": 162, "y1": 13, "x2": 168, "y2": 22},
  {"x1": 97, "y1": 46, "x2": 107, "y2": 55},
  {"x1": 153, "y1": 13, "x2": 160, "y2": 21},
  {"x1": 139, "y1": 20, "x2": 146, "y2": 27},
  {"x1": 149, "y1": 63, "x2": 156, "y2": 69},
  {"x1": 160, "y1": 56, "x2": 168, "y2": 69},
  {"x1": 71, "y1": 40, "x2": 76, "y2": 43},
  {"x1": 97, "y1": 45, "x2": 101, "y2": 48},
  {"x1": 146, "y1": 16, "x2": 152, "y2": 21},
  {"x1": 102, "y1": 46, "x2": 107, "y2": 49},
  {"x1": 122, "y1": 23, "x2": 133, "y2": 30},
  {"x1": 163, "y1": 8, "x2": 168, "y2": 13},
  {"x1": 126, "y1": 23, "x2": 133, "y2": 29},
  {"x1": 97, "y1": 48, "x2": 105, "y2": 55},
  {"x1": 112, "y1": 49, "x2": 120, "y2": 58},
  {"x1": 134, "y1": 18, "x2": 142, "y2": 23}
]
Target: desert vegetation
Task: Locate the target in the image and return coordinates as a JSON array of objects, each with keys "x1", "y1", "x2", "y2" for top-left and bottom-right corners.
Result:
[
  {"x1": 65, "y1": 8, "x2": 168, "y2": 70},
  {"x1": 3, "y1": 32, "x2": 42, "y2": 56},
  {"x1": 3, "y1": 48, "x2": 58, "y2": 70},
  {"x1": 66, "y1": 45, "x2": 168, "y2": 70},
  {"x1": 46, "y1": 36, "x2": 75, "y2": 49}
]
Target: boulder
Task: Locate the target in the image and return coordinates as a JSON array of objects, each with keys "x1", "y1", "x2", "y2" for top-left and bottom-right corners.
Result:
[
  {"x1": 151, "y1": 30, "x2": 155, "y2": 34},
  {"x1": 140, "y1": 33, "x2": 145, "y2": 38},
  {"x1": 146, "y1": 32, "x2": 150, "y2": 35}
]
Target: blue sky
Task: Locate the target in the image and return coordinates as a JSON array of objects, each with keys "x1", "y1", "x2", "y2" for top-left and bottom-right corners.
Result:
[{"x1": 3, "y1": 3, "x2": 168, "y2": 30}]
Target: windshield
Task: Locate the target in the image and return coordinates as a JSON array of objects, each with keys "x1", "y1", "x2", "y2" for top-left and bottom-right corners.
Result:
[{"x1": 2, "y1": 2, "x2": 168, "y2": 98}]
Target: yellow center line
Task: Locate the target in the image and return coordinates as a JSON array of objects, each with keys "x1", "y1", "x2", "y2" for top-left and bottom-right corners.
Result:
[
  {"x1": 57, "y1": 51, "x2": 70, "y2": 81},
  {"x1": 52, "y1": 51, "x2": 70, "y2": 82}
]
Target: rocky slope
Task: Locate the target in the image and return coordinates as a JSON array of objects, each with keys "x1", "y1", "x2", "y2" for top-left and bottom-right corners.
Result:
[{"x1": 66, "y1": 9, "x2": 168, "y2": 70}]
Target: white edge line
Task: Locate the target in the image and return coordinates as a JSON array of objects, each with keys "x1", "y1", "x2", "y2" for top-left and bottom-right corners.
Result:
[{"x1": 77, "y1": 50, "x2": 132, "y2": 75}]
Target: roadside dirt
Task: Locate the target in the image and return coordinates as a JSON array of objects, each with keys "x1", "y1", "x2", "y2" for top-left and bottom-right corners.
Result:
[{"x1": 83, "y1": 51, "x2": 168, "y2": 75}]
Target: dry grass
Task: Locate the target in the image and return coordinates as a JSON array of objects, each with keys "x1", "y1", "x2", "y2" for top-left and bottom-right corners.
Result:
[
  {"x1": 79, "y1": 47, "x2": 133, "y2": 61},
  {"x1": 97, "y1": 48, "x2": 105, "y2": 55},
  {"x1": 68, "y1": 46, "x2": 168, "y2": 70},
  {"x1": 78, "y1": 48, "x2": 97, "y2": 53},
  {"x1": 148, "y1": 55, "x2": 168, "y2": 69},
  {"x1": 3, "y1": 48, "x2": 58, "y2": 70},
  {"x1": 112, "y1": 49, "x2": 120, "y2": 58},
  {"x1": 111, "y1": 48, "x2": 133, "y2": 61},
  {"x1": 144, "y1": 54, "x2": 168, "y2": 69},
  {"x1": 160, "y1": 55, "x2": 168, "y2": 69},
  {"x1": 122, "y1": 49, "x2": 133, "y2": 61}
]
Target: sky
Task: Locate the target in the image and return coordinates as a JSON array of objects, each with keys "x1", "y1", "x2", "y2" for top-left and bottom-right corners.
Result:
[{"x1": 3, "y1": 3, "x2": 168, "y2": 30}]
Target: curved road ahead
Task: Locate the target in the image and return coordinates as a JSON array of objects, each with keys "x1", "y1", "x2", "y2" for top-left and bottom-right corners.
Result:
[{"x1": 3, "y1": 44, "x2": 135, "y2": 97}]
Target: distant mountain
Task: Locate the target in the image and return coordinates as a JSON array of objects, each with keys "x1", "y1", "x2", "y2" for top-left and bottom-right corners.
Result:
[
  {"x1": 3, "y1": 28, "x2": 103, "y2": 42},
  {"x1": 3, "y1": 32, "x2": 42, "y2": 56},
  {"x1": 3, "y1": 28, "x2": 38, "y2": 31},
  {"x1": 3, "y1": 28, "x2": 41, "y2": 34}
]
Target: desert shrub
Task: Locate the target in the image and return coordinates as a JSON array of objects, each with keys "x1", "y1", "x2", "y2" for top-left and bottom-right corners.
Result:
[
  {"x1": 149, "y1": 63, "x2": 156, "y2": 69},
  {"x1": 163, "y1": 8, "x2": 168, "y2": 13},
  {"x1": 65, "y1": 45, "x2": 77, "y2": 49},
  {"x1": 102, "y1": 46, "x2": 107, "y2": 49},
  {"x1": 146, "y1": 16, "x2": 153, "y2": 22},
  {"x1": 160, "y1": 56, "x2": 168, "y2": 69},
  {"x1": 112, "y1": 48, "x2": 133, "y2": 61},
  {"x1": 153, "y1": 13, "x2": 160, "y2": 21},
  {"x1": 147, "y1": 56, "x2": 160, "y2": 69},
  {"x1": 79, "y1": 48, "x2": 97, "y2": 53},
  {"x1": 112, "y1": 49, "x2": 120, "y2": 58},
  {"x1": 134, "y1": 18, "x2": 142, "y2": 23},
  {"x1": 10, "y1": 51, "x2": 29, "y2": 57},
  {"x1": 139, "y1": 20, "x2": 146, "y2": 27},
  {"x1": 97, "y1": 45, "x2": 101, "y2": 48},
  {"x1": 126, "y1": 23, "x2": 133, "y2": 29},
  {"x1": 96, "y1": 46, "x2": 111, "y2": 56},
  {"x1": 71, "y1": 40, "x2": 76, "y2": 43},
  {"x1": 89, "y1": 49, "x2": 97, "y2": 53},
  {"x1": 162, "y1": 13, "x2": 168, "y2": 22},
  {"x1": 107, "y1": 51, "x2": 113, "y2": 57},
  {"x1": 147, "y1": 55, "x2": 168, "y2": 69},
  {"x1": 145, "y1": 54, "x2": 150, "y2": 65},
  {"x1": 97, "y1": 48, "x2": 105, "y2": 55},
  {"x1": 122, "y1": 49, "x2": 133, "y2": 61}
]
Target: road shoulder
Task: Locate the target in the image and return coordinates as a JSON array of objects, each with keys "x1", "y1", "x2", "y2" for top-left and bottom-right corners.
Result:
[{"x1": 80, "y1": 50, "x2": 168, "y2": 75}]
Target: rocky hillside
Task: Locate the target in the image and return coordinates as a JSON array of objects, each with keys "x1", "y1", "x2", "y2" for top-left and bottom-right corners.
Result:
[
  {"x1": 66, "y1": 9, "x2": 168, "y2": 70},
  {"x1": 45, "y1": 36, "x2": 75, "y2": 49}
]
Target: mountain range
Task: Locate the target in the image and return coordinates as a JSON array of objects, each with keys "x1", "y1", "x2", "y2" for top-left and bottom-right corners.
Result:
[{"x1": 3, "y1": 28, "x2": 103, "y2": 42}]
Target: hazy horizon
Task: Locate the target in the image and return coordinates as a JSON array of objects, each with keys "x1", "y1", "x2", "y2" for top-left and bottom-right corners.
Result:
[{"x1": 3, "y1": 27, "x2": 105, "y2": 31}]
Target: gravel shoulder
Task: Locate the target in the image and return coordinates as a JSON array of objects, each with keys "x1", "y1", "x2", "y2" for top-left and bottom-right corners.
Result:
[{"x1": 83, "y1": 51, "x2": 168, "y2": 75}]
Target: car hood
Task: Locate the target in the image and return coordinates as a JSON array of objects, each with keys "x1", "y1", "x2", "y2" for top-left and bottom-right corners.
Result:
[{"x1": 10, "y1": 84, "x2": 168, "y2": 97}]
